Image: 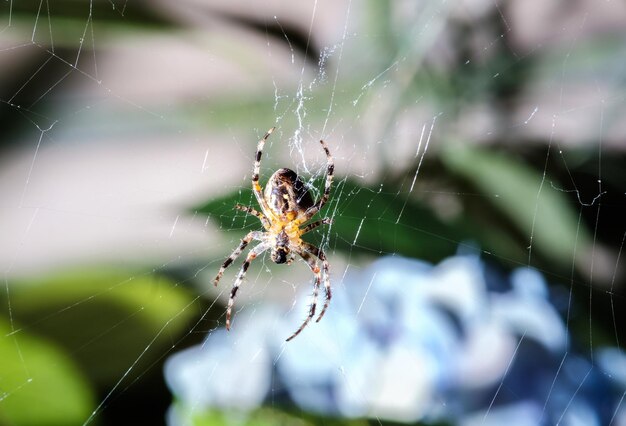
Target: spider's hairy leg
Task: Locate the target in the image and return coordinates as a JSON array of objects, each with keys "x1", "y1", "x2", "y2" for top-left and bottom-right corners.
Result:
[
  {"x1": 302, "y1": 241, "x2": 331, "y2": 322},
  {"x1": 286, "y1": 250, "x2": 322, "y2": 341},
  {"x1": 234, "y1": 204, "x2": 270, "y2": 229},
  {"x1": 301, "y1": 217, "x2": 333, "y2": 235},
  {"x1": 226, "y1": 242, "x2": 269, "y2": 331},
  {"x1": 252, "y1": 127, "x2": 276, "y2": 214},
  {"x1": 213, "y1": 231, "x2": 263, "y2": 287},
  {"x1": 305, "y1": 139, "x2": 334, "y2": 218}
]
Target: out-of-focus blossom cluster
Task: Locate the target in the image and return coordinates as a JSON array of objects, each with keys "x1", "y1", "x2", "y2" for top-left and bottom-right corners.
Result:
[{"x1": 165, "y1": 255, "x2": 626, "y2": 425}]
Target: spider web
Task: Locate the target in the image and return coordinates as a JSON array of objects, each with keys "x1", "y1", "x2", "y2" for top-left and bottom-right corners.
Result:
[{"x1": 1, "y1": 1, "x2": 626, "y2": 425}]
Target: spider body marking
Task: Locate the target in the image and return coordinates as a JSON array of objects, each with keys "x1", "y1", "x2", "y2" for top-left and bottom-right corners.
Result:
[
  {"x1": 213, "y1": 127, "x2": 334, "y2": 341},
  {"x1": 266, "y1": 168, "x2": 315, "y2": 217}
]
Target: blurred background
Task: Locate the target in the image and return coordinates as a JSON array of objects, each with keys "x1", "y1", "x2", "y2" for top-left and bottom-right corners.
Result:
[{"x1": 1, "y1": 1, "x2": 626, "y2": 425}]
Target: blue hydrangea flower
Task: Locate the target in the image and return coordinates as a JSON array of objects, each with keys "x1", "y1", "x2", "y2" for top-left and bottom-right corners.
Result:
[{"x1": 165, "y1": 255, "x2": 626, "y2": 425}]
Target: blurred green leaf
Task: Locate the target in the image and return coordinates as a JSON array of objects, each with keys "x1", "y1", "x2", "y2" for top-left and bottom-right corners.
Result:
[
  {"x1": 195, "y1": 179, "x2": 498, "y2": 262},
  {"x1": 328, "y1": 179, "x2": 466, "y2": 260},
  {"x1": 441, "y1": 142, "x2": 591, "y2": 267},
  {"x1": 5, "y1": 1, "x2": 178, "y2": 35},
  {"x1": 0, "y1": 318, "x2": 95, "y2": 426},
  {"x1": 186, "y1": 407, "x2": 315, "y2": 426},
  {"x1": 4, "y1": 270, "x2": 199, "y2": 385},
  {"x1": 172, "y1": 404, "x2": 450, "y2": 426},
  {"x1": 172, "y1": 404, "x2": 370, "y2": 426}
]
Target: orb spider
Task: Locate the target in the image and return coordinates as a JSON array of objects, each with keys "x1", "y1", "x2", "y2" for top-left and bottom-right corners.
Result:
[{"x1": 213, "y1": 127, "x2": 334, "y2": 341}]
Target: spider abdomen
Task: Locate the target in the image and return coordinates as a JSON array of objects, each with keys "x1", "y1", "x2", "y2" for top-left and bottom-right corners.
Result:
[{"x1": 264, "y1": 168, "x2": 314, "y2": 219}]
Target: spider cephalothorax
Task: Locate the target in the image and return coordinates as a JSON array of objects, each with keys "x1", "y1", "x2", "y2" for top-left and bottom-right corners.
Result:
[{"x1": 213, "y1": 127, "x2": 334, "y2": 341}]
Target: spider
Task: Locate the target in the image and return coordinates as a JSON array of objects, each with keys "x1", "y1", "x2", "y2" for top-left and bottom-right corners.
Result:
[{"x1": 213, "y1": 127, "x2": 334, "y2": 341}]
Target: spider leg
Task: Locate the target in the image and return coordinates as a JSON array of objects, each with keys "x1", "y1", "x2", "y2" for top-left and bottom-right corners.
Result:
[
  {"x1": 305, "y1": 139, "x2": 334, "y2": 218},
  {"x1": 226, "y1": 242, "x2": 269, "y2": 330},
  {"x1": 301, "y1": 241, "x2": 331, "y2": 322},
  {"x1": 252, "y1": 127, "x2": 275, "y2": 215},
  {"x1": 300, "y1": 217, "x2": 333, "y2": 235},
  {"x1": 234, "y1": 204, "x2": 270, "y2": 229},
  {"x1": 286, "y1": 249, "x2": 322, "y2": 341},
  {"x1": 213, "y1": 231, "x2": 263, "y2": 286}
]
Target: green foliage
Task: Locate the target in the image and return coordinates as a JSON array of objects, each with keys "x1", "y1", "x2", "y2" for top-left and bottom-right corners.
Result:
[
  {"x1": 3, "y1": 270, "x2": 198, "y2": 386},
  {"x1": 195, "y1": 177, "x2": 519, "y2": 263},
  {"x1": 5, "y1": 0, "x2": 177, "y2": 36},
  {"x1": 171, "y1": 403, "x2": 372, "y2": 426},
  {"x1": 198, "y1": 146, "x2": 593, "y2": 275},
  {"x1": 0, "y1": 318, "x2": 95, "y2": 426},
  {"x1": 171, "y1": 403, "x2": 451, "y2": 426},
  {"x1": 323, "y1": 179, "x2": 469, "y2": 260},
  {"x1": 441, "y1": 143, "x2": 591, "y2": 266}
]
